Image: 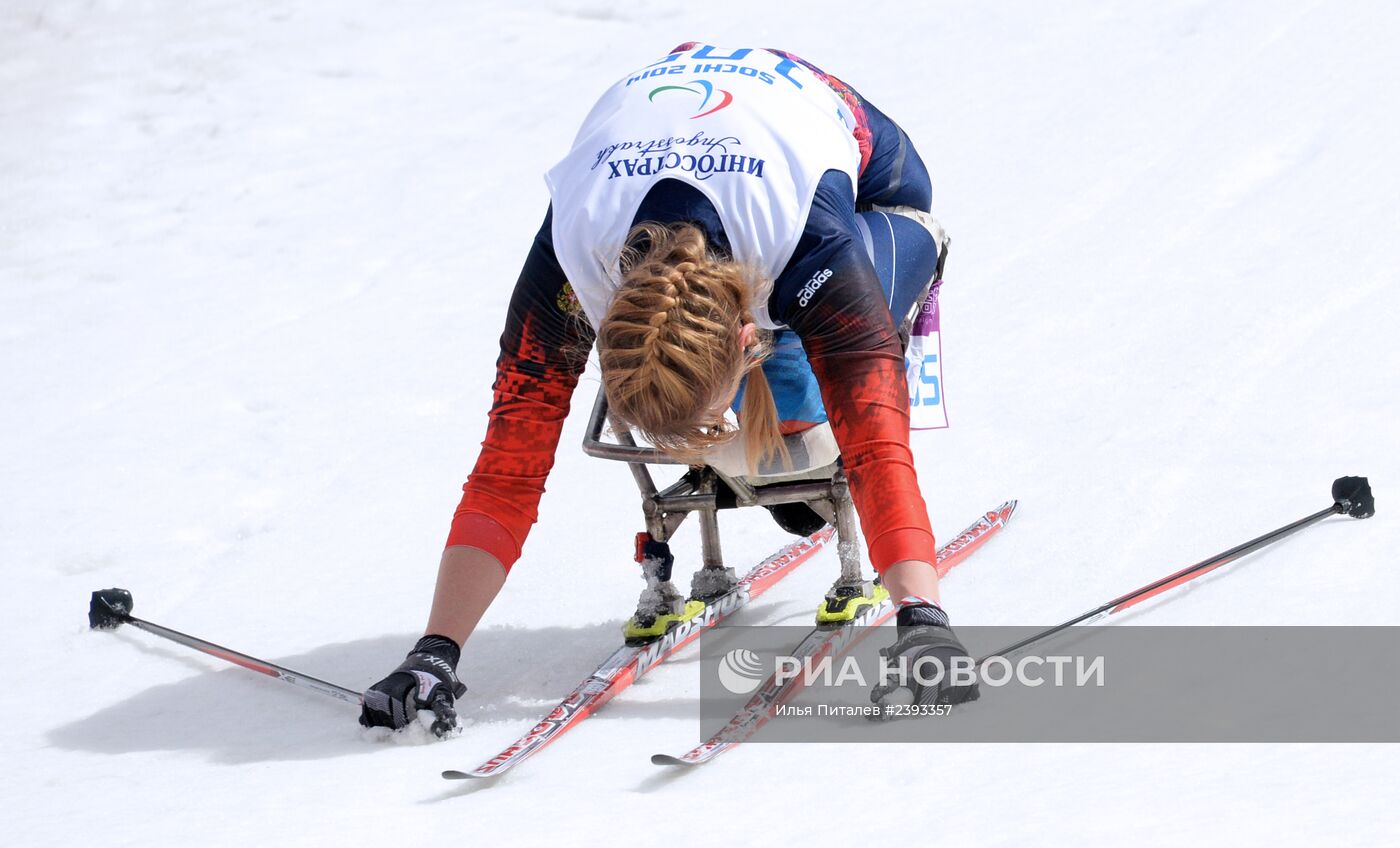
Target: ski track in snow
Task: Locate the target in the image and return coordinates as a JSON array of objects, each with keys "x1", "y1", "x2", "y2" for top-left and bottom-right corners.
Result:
[{"x1": 2, "y1": 1, "x2": 1397, "y2": 845}]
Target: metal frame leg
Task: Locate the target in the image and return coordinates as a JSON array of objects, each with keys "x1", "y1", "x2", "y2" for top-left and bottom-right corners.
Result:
[
  {"x1": 832, "y1": 473, "x2": 864, "y2": 586},
  {"x1": 820, "y1": 471, "x2": 879, "y2": 622},
  {"x1": 634, "y1": 550, "x2": 687, "y2": 624},
  {"x1": 690, "y1": 503, "x2": 737, "y2": 601}
]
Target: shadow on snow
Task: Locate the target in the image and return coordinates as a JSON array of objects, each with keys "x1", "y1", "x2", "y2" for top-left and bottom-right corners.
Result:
[{"x1": 48, "y1": 620, "x2": 703, "y2": 765}]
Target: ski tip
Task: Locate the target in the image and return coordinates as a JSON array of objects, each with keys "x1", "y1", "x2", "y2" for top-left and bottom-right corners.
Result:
[
  {"x1": 650, "y1": 754, "x2": 689, "y2": 766},
  {"x1": 441, "y1": 769, "x2": 489, "y2": 781},
  {"x1": 1003, "y1": 499, "x2": 1019, "y2": 520}
]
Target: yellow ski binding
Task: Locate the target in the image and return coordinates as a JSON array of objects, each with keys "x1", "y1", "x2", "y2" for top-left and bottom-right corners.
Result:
[
  {"x1": 816, "y1": 582, "x2": 889, "y2": 626},
  {"x1": 624, "y1": 599, "x2": 707, "y2": 644}
]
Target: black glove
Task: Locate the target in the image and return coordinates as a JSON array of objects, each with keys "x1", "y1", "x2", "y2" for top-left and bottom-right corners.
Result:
[
  {"x1": 360, "y1": 635, "x2": 466, "y2": 737},
  {"x1": 871, "y1": 602, "x2": 979, "y2": 712},
  {"x1": 1332, "y1": 476, "x2": 1375, "y2": 519}
]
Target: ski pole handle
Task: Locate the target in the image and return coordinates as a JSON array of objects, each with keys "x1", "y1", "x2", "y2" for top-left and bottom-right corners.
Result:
[
  {"x1": 89, "y1": 587, "x2": 134, "y2": 630},
  {"x1": 1332, "y1": 476, "x2": 1375, "y2": 518}
]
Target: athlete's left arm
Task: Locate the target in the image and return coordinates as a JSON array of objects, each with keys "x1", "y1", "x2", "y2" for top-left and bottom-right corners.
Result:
[{"x1": 774, "y1": 171, "x2": 936, "y2": 573}]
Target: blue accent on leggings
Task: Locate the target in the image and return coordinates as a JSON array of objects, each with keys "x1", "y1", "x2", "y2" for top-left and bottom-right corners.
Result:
[{"x1": 736, "y1": 208, "x2": 942, "y2": 426}]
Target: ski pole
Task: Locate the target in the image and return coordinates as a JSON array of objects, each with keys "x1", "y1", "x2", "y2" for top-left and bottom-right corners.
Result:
[
  {"x1": 88, "y1": 588, "x2": 362, "y2": 706},
  {"x1": 982, "y1": 475, "x2": 1375, "y2": 663}
]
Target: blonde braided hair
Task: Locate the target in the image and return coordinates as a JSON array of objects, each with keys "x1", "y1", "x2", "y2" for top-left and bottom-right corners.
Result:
[{"x1": 599, "y1": 222, "x2": 788, "y2": 471}]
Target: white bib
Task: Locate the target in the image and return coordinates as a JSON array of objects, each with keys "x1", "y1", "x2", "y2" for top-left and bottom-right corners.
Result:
[{"x1": 545, "y1": 45, "x2": 861, "y2": 330}]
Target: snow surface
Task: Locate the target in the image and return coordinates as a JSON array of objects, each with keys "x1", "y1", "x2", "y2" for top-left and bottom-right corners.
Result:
[{"x1": 3, "y1": 1, "x2": 1398, "y2": 845}]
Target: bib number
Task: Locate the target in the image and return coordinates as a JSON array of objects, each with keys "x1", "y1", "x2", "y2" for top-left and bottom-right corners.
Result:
[{"x1": 905, "y1": 283, "x2": 949, "y2": 430}]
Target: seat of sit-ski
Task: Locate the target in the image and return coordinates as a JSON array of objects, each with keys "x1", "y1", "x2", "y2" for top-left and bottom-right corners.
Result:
[{"x1": 701, "y1": 422, "x2": 841, "y2": 485}]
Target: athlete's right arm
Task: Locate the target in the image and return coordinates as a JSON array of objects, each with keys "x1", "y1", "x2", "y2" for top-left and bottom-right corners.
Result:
[
  {"x1": 363, "y1": 209, "x2": 592, "y2": 732},
  {"x1": 444, "y1": 207, "x2": 594, "y2": 575}
]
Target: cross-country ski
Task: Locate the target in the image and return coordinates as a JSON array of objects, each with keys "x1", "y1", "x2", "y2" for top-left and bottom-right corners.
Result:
[
  {"x1": 653, "y1": 500, "x2": 1017, "y2": 767},
  {"x1": 441, "y1": 526, "x2": 833, "y2": 779}
]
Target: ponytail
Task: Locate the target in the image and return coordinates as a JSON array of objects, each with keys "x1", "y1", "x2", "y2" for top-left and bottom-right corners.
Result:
[{"x1": 738, "y1": 360, "x2": 791, "y2": 472}]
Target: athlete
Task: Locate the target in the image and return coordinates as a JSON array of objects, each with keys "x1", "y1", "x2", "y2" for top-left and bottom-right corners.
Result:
[{"x1": 359, "y1": 44, "x2": 977, "y2": 735}]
